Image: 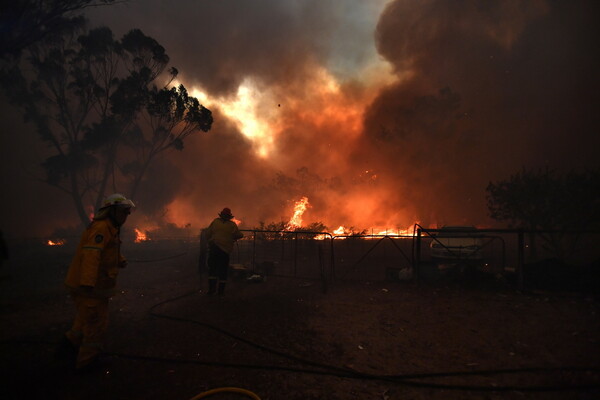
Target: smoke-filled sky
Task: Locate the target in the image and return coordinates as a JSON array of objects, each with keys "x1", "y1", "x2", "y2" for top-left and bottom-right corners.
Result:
[{"x1": 1, "y1": 0, "x2": 599, "y2": 238}]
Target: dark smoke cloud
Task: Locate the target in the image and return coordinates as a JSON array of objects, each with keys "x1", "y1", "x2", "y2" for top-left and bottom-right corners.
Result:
[
  {"x1": 359, "y1": 0, "x2": 600, "y2": 226},
  {"x1": 373, "y1": 0, "x2": 600, "y2": 168},
  {"x1": 135, "y1": 158, "x2": 185, "y2": 216},
  {"x1": 88, "y1": 0, "x2": 340, "y2": 96}
]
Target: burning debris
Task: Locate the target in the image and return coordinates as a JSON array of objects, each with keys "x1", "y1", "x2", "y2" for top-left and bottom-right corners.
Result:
[
  {"x1": 134, "y1": 228, "x2": 149, "y2": 243},
  {"x1": 47, "y1": 239, "x2": 66, "y2": 246}
]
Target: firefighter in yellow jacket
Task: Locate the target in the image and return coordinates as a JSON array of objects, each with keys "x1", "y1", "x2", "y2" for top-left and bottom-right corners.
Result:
[
  {"x1": 61, "y1": 193, "x2": 135, "y2": 370},
  {"x1": 206, "y1": 208, "x2": 243, "y2": 295}
]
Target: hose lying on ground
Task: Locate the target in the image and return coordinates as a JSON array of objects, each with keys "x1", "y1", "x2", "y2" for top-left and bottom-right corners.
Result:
[
  {"x1": 142, "y1": 289, "x2": 600, "y2": 393},
  {"x1": 189, "y1": 386, "x2": 261, "y2": 400}
]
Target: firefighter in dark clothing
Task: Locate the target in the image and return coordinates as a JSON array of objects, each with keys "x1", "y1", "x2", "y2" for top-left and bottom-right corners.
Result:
[{"x1": 205, "y1": 208, "x2": 243, "y2": 295}]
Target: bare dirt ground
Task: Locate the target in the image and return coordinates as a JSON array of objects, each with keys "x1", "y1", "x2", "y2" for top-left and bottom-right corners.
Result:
[{"x1": 0, "y1": 244, "x2": 599, "y2": 400}]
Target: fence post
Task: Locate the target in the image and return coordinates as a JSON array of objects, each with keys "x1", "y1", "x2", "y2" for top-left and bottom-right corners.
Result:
[
  {"x1": 330, "y1": 236, "x2": 335, "y2": 281},
  {"x1": 294, "y1": 232, "x2": 298, "y2": 276},
  {"x1": 415, "y1": 228, "x2": 421, "y2": 283},
  {"x1": 252, "y1": 231, "x2": 256, "y2": 270},
  {"x1": 517, "y1": 229, "x2": 524, "y2": 291}
]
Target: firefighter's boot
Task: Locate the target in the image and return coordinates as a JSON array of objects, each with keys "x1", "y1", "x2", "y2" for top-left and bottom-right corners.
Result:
[
  {"x1": 207, "y1": 278, "x2": 217, "y2": 295},
  {"x1": 218, "y1": 281, "x2": 226, "y2": 296}
]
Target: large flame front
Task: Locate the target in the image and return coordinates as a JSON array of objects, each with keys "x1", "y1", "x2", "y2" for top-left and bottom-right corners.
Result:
[
  {"x1": 329, "y1": 223, "x2": 417, "y2": 238},
  {"x1": 280, "y1": 195, "x2": 418, "y2": 238},
  {"x1": 366, "y1": 224, "x2": 418, "y2": 237}
]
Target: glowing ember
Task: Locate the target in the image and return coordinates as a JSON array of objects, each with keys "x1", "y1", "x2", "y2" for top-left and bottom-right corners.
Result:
[
  {"x1": 47, "y1": 239, "x2": 66, "y2": 246},
  {"x1": 134, "y1": 228, "x2": 149, "y2": 243},
  {"x1": 285, "y1": 197, "x2": 310, "y2": 230}
]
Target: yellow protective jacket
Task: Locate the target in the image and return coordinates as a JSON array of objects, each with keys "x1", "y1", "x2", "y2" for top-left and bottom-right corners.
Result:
[
  {"x1": 206, "y1": 218, "x2": 243, "y2": 254},
  {"x1": 65, "y1": 218, "x2": 125, "y2": 298}
]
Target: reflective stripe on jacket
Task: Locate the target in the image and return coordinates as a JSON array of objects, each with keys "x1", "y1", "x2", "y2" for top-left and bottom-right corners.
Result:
[
  {"x1": 65, "y1": 218, "x2": 125, "y2": 297},
  {"x1": 205, "y1": 218, "x2": 243, "y2": 254}
]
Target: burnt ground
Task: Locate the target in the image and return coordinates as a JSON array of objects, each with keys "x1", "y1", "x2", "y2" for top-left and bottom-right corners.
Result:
[{"x1": 0, "y1": 244, "x2": 599, "y2": 400}]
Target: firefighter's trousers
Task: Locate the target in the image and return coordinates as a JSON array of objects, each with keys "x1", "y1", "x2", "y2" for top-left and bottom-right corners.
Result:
[
  {"x1": 65, "y1": 293, "x2": 109, "y2": 368},
  {"x1": 208, "y1": 244, "x2": 230, "y2": 294}
]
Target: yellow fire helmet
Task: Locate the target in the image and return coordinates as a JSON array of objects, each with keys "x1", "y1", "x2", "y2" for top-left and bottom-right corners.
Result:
[{"x1": 101, "y1": 193, "x2": 136, "y2": 209}]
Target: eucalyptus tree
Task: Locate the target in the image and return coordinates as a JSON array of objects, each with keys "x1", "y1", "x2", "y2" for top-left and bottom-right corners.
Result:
[
  {"x1": 0, "y1": 0, "x2": 117, "y2": 59},
  {"x1": 1, "y1": 25, "x2": 212, "y2": 226}
]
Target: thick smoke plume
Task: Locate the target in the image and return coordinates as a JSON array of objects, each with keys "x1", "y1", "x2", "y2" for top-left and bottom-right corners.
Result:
[{"x1": 361, "y1": 0, "x2": 600, "y2": 227}]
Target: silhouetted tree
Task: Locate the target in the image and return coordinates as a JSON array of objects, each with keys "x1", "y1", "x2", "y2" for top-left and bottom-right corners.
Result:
[
  {"x1": 0, "y1": 0, "x2": 117, "y2": 59},
  {"x1": 1, "y1": 25, "x2": 212, "y2": 226},
  {"x1": 486, "y1": 168, "x2": 600, "y2": 260}
]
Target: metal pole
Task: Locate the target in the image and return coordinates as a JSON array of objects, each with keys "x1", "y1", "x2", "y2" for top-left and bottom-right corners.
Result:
[
  {"x1": 281, "y1": 232, "x2": 285, "y2": 272},
  {"x1": 294, "y1": 232, "x2": 298, "y2": 276},
  {"x1": 415, "y1": 228, "x2": 421, "y2": 283},
  {"x1": 252, "y1": 231, "x2": 256, "y2": 270},
  {"x1": 330, "y1": 236, "x2": 335, "y2": 281},
  {"x1": 517, "y1": 230, "x2": 524, "y2": 291}
]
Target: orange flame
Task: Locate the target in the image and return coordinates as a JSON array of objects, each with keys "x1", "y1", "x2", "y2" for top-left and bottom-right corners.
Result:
[
  {"x1": 47, "y1": 239, "x2": 66, "y2": 246},
  {"x1": 134, "y1": 228, "x2": 149, "y2": 243},
  {"x1": 285, "y1": 197, "x2": 310, "y2": 230},
  {"x1": 333, "y1": 226, "x2": 346, "y2": 235},
  {"x1": 328, "y1": 223, "x2": 418, "y2": 239},
  {"x1": 364, "y1": 223, "x2": 419, "y2": 238}
]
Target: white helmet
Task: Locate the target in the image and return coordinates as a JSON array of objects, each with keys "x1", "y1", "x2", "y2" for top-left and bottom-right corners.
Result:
[{"x1": 101, "y1": 193, "x2": 135, "y2": 209}]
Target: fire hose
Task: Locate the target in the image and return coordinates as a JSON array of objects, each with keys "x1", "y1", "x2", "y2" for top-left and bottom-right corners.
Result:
[{"x1": 189, "y1": 386, "x2": 261, "y2": 400}]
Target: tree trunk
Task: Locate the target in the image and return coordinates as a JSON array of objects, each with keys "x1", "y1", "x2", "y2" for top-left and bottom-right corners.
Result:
[
  {"x1": 95, "y1": 142, "x2": 119, "y2": 211},
  {"x1": 128, "y1": 153, "x2": 154, "y2": 201},
  {"x1": 70, "y1": 170, "x2": 89, "y2": 229}
]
